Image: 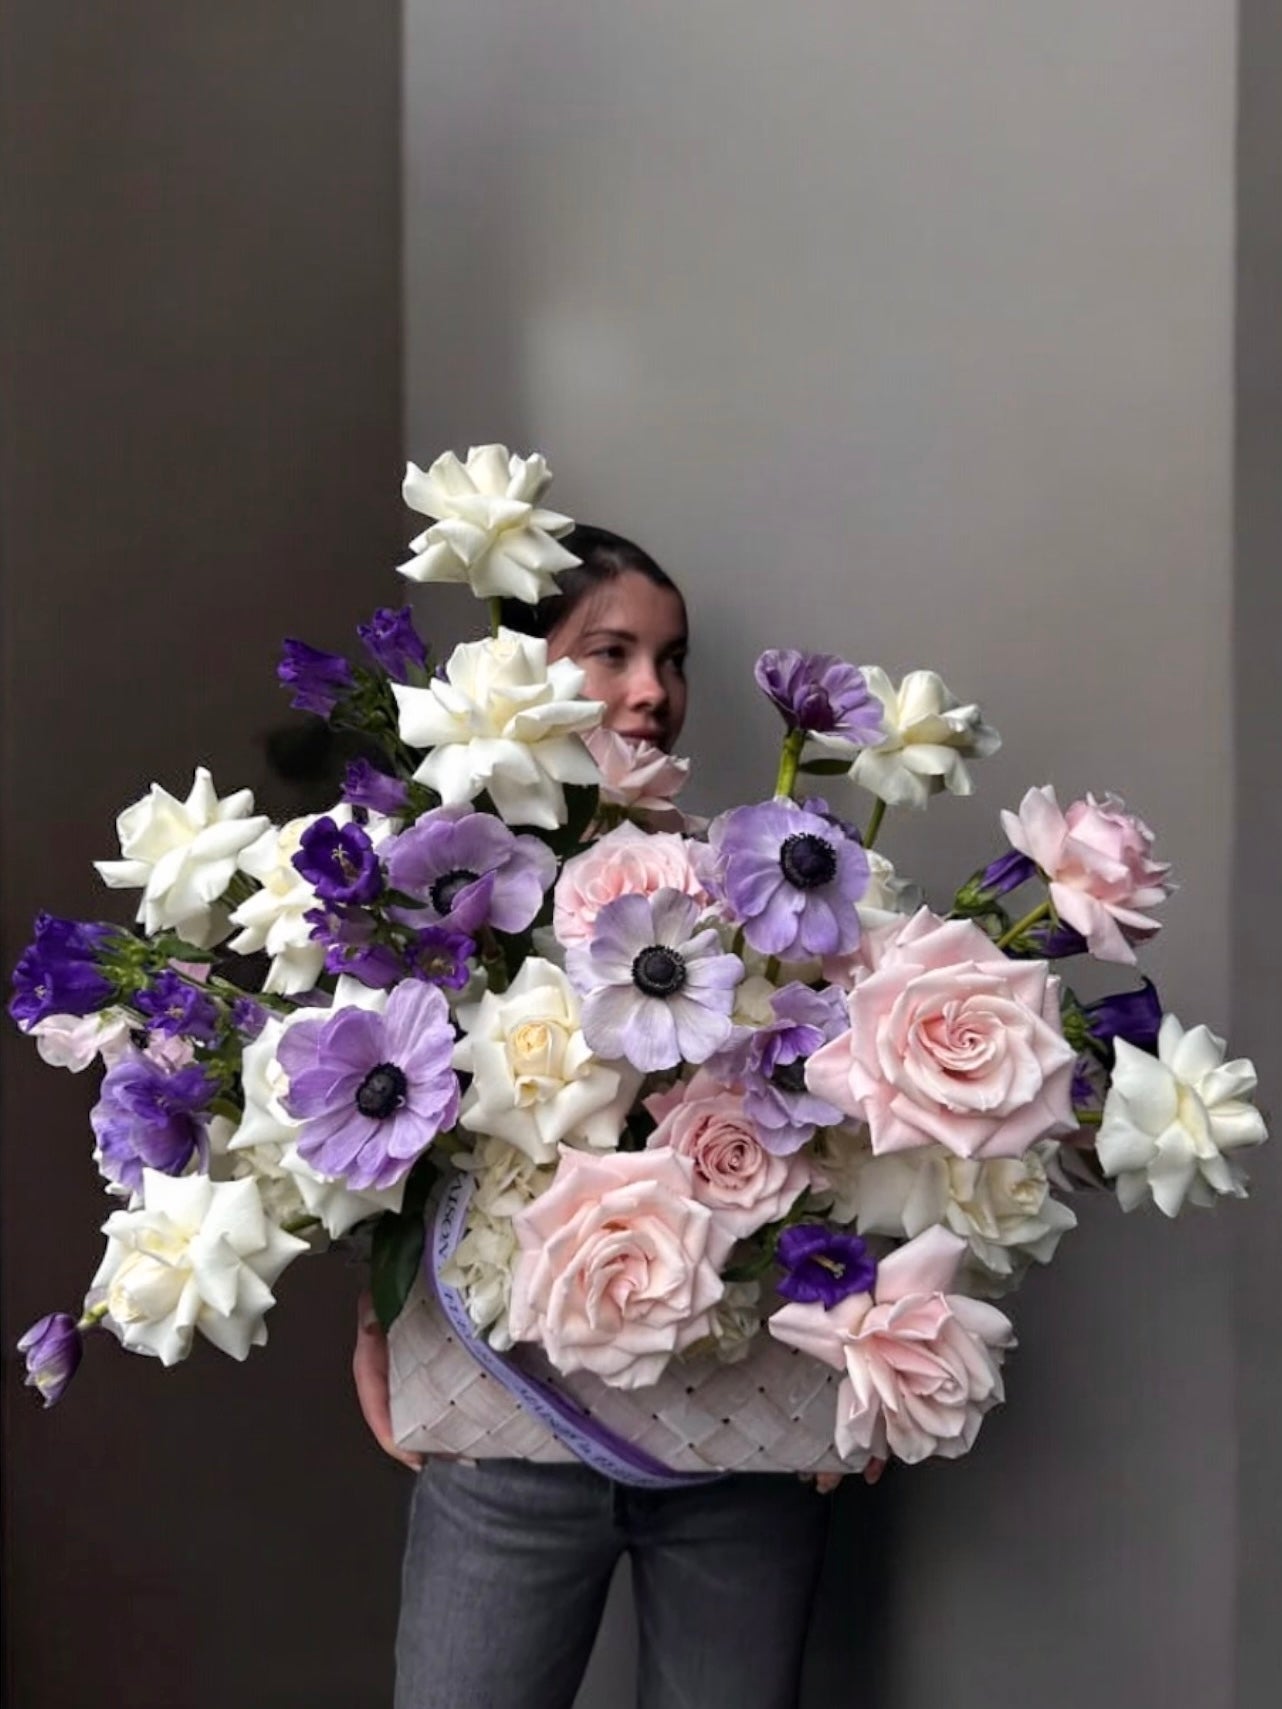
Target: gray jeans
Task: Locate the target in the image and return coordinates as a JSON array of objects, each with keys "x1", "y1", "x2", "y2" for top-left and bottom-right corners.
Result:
[{"x1": 394, "y1": 1458, "x2": 831, "y2": 1709}]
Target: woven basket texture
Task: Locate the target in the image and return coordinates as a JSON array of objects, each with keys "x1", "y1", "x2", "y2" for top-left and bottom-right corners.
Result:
[{"x1": 389, "y1": 1277, "x2": 851, "y2": 1474}]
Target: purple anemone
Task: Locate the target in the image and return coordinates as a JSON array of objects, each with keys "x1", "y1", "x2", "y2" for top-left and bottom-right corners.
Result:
[
  {"x1": 707, "y1": 799, "x2": 869, "y2": 961},
  {"x1": 776, "y1": 1224, "x2": 877, "y2": 1309},
  {"x1": 277, "y1": 980, "x2": 460, "y2": 1191},
  {"x1": 754, "y1": 650, "x2": 884, "y2": 743},
  {"x1": 566, "y1": 888, "x2": 743, "y2": 1073},
  {"x1": 383, "y1": 808, "x2": 555, "y2": 936}
]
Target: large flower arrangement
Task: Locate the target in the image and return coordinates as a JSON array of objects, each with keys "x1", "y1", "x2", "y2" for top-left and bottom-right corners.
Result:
[{"x1": 14, "y1": 445, "x2": 1268, "y2": 1477}]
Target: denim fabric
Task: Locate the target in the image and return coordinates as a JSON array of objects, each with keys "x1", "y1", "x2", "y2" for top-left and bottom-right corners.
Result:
[{"x1": 394, "y1": 1458, "x2": 831, "y2": 1709}]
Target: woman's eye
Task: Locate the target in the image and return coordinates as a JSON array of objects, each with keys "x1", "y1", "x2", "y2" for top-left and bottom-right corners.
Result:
[{"x1": 593, "y1": 645, "x2": 628, "y2": 664}]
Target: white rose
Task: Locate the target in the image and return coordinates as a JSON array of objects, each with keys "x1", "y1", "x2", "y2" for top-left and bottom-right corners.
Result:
[
  {"x1": 90, "y1": 1169, "x2": 309, "y2": 1365},
  {"x1": 393, "y1": 629, "x2": 603, "y2": 828},
  {"x1": 819, "y1": 668, "x2": 1000, "y2": 810},
  {"x1": 95, "y1": 766, "x2": 270, "y2": 947},
  {"x1": 453, "y1": 958, "x2": 640, "y2": 1164},
  {"x1": 1096, "y1": 1014, "x2": 1268, "y2": 1215},
  {"x1": 229, "y1": 1003, "x2": 404, "y2": 1237},
  {"x1": 207, "y1": 1114, "x2": 313, "y2": 1231},
  {"x1": 858, "y1": 850, "x2": 924, "y2": 929},
  {"x1": 399, "y1": 445, "x2": 579, "y2": 603}
]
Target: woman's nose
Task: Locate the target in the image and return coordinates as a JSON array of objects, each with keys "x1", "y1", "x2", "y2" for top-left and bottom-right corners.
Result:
[{"x1": 628, "y1": 661, "x2": 666, "y2": 708}]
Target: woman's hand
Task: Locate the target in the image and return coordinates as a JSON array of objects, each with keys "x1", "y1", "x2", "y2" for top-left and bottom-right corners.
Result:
[
  {"x1": 353, "y1": 1291, "x2": 424, "y2": 1472},
  {"x1": 803, "y1": 1458, "x2": 886, "y2": 1495}
]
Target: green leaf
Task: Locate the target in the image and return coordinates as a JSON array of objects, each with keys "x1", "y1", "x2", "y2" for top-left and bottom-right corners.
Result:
[
  {"x1": 368, "y1": 1154, "x2": 439, "y2": 1330},
  {"x1": 797, "y1": 759, "x2": 854, "y2": 777},
  {"x1": 541, "y1": 784, "x2": 601, "y2": 858}
]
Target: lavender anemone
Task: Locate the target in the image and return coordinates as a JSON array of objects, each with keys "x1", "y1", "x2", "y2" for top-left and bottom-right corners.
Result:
[
  {"x1": 776, "y1": 1224, "x2": 877, "y2": 1309},
  {"x1": 707, "y1": 799, "x2": 869, "y2": 961},
  {"x1": 566, "y1": 888, "x2": 743, "y2": 1073},
  {"x1": 277, "y1": 980, "x2": 460, "y2": 1191},
  {"x1": 90, "y1": 1054, "x2": 216, "y2": 1195},
  {"x1": 383, "y1": 808, "x2": 555, "y2": 936},
  {"x1": 754, "y1": 650, "x2": 884, "y2": 743}
]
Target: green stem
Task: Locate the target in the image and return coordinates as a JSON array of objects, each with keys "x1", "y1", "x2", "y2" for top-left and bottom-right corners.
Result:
[
  {"x1": 774, "y1": 729, "x2": 805, "y2": 800},
  {"x1": 282, "y1": 1214, "x2": 322, "y2": 1236},
  {"x1": 862, "y1": 798, "x2": 887, "y2": 850},
  {"x1": 76, "y1": 1302, "x2": 111, "y2": 1333},
  {"x1": 1074, "y1": 1110, "x2": 1103, "y2": 1128},
  {"x1": 995, "y1": 899, "x2": 1050, "y2": 951},
  {"x1": 489, "y1": 598, "x2": 503, "y2": 639}
]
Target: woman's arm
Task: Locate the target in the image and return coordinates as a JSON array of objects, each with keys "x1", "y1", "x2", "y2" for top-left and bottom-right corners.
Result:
[{"x1": 353, "y1": 1291, "x2": 424, "y2": 1471}]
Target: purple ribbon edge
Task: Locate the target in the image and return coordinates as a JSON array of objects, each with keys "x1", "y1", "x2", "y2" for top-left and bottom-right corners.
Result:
[{"x1": 427, "y1": 1168, "x2": 721, "y2": 1490}]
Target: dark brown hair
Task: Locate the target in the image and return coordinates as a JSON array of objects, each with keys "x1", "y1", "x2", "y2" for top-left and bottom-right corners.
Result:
[{"x1": 499, "y1": 523, "x2": 684, "y2": 639}]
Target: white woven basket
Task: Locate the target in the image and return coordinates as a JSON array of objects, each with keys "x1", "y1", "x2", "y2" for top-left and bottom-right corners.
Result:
[{"x1": 389, "y1": 1277, "x2": 851, "y2": 1474}]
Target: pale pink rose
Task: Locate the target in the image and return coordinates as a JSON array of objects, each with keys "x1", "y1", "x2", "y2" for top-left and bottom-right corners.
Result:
[
  {"x1": 552, "y1": 823, "x2": 708, "y2": 949},
  {"x1": 647, "y1": 1071, "x2": 813, "y2": 1241},
  {"x1": 1000, "y1": 785, "x2": 1172, "y2": 965},
  {"x1": 28, "y1": 1010, "x2": 132, "y2": 1073},
  {"x1": 805, "y1": 908, "x2": 1076, "y2": 1160},
  {"x1": 508, "y1": 1145, "x2": 727, "y2": 1388},
  {"x1": 584, "y1": 730, "x2": 690, "y2": 825},
  {"x1": 769, "y1": 1224, "x2": 1014, "y2": 1465}
]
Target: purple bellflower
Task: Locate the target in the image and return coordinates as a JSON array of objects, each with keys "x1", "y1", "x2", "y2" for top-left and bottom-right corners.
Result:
[
  {"x1": 231, "y1": 997, "x2": 269, "y2": 1041},
  {"x1": 383, "y1": 809, "x2": 556, "y2": 937},
  {"x1": 134, "y1": 969, "x2": 220, "y2": 1043},
  {"x1": 707, "y1": 799, "x2": 869, "y2": 961},
  {"x1": 357, "y1": 606, "x2": 428, "y2": 682},
  {"x1": 10, "y1": 913, "x2": 119, "y2": 1028},
  {"x1": 776, "y1": 1224, "x2": 878, "y2": 1309},
  {"x1": 566, "y1": 888, "x2": 743, "y2": 1073},
  {"x1": 1083, "y1": 979, "x2": 1163, "y2": 1056},
  {"x1": 278, "y1": 980, "x2": 461, "y2": 1191},
  {"x1": 293, "y1": 816, "x2": 383, "y2": 906},
  {"x1": 277, "y1": 639, "x2": 355, "y2": 717},
  {"x1": 707, "y1": 982, "x2": 848, "y2": 1154},
  {"x1": 17, "y1": 1313, "x2": 83, "y2": 1407},
  {"x1": 90, "y1": 1053, "x2": 216, "y2": 1195},
  {"x1": 404, "y1": 927, "x2": 475, "y2": 991},
  {"x1": 342, "y1": 759, "x2": 410, "y2": 817},
  {"x1": 755, "y1": 650, "x2": 884, "y2": 743}
]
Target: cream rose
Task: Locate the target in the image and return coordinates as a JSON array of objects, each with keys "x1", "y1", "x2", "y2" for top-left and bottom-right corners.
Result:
[
  {"x1": 553, "y1": 822, "x2": 708, "y2": 950},
  {"x1": 647, "y1": 1073, "x2": 813, "y2": 1241},
  {"x1": 825, "y1": 668, "x2": 1001, "y2": 810},
  {"x1": 769, "y1": 1224, "x2": 1015, "y2": 1465},
  {"x1": 507, "y1": 1146, "x2": 728, "y2": 1389},
  {"x1": 453, "y1": 957, "x2": 641, "y2": 1163},
  {"x1": 584, "y1": 729, "x2": 691, "y2": 824},
  {"x1": 806, "y1": 909, "x2": 1077, "y2": 1160}
]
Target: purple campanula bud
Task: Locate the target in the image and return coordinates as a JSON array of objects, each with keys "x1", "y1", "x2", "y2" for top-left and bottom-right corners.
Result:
[{"x1": 18, "y1": 1312, "x2": 83, "y2": 1407}]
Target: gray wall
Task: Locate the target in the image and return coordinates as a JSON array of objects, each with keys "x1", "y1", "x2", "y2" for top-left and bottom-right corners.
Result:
[
  {"x1": 1, "y1": 7, "x2": 406, "y2": 1705},
  {"x1": 1233, "y1": 0, "x2": 1282, "y2": 1704},
  {"x1": 403, "y1": 4, "x2": 1240, "y2": 1706}
]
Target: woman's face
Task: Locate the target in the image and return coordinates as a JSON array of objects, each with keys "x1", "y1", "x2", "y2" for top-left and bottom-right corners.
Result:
[{"x1": 548, "y1": 570, "x2": 689, "y2": 752}]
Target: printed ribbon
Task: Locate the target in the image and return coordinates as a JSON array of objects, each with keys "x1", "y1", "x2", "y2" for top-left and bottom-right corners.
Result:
[{"x1": 428, "y1": 1168, "x2": 721, "y2": 1490}]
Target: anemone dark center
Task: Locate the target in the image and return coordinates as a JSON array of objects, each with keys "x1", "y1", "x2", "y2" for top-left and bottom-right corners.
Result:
[
  {"x1": 430, "y1": 868, "x2": 480, "y2": 915},
  {"x1": 779, "y1": 832, "x2": 837, "y2": 890},
  {"x1": 770, "y1": 1057, "x2": 809, "y2": 1095},
  {"x1": 355, "y1": 1062, "x2": 408, "y2": 1119},
  {"x1": 631, "y1": 945, "x2": 688, "y2": 998}
]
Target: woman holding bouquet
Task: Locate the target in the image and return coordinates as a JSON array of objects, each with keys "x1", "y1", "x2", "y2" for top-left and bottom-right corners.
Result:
[{"x1": 355, "y1": 525, "x2": 872, "y2": 1709}]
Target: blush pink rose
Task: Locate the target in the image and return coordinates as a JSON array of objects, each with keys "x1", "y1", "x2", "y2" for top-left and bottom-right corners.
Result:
[
  {"x1": 1000, "y1": 785, "x2": 1172, "y2": 965},
  {"x1": 584, "y1": 730, "x2": 690, "y2": 825},
  {"x1": 553, "y1": 822, "x2": 708, "y2": 949},
  {"x1": 646, "y1": 1071, "x2": 813, "y2": 1241},
  {"x1": 507, "y1": 1145, "x2": 728, "y2": 1389},
  {"x1": 768, "y1": 1224, "x2": 1014, "y2": 1465},
  {"x1": 805, "y1": 908, "x2": 1076, "y2": 1160}
]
